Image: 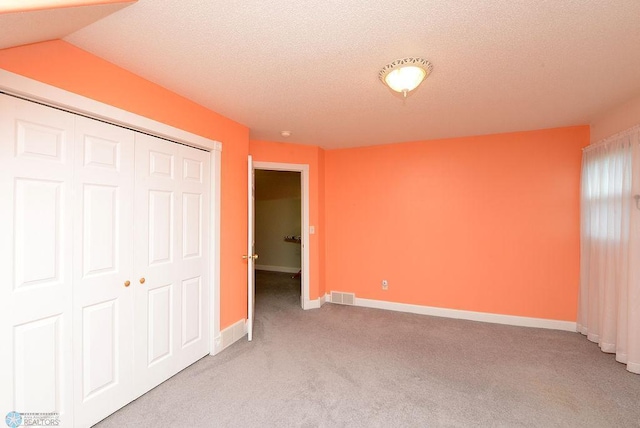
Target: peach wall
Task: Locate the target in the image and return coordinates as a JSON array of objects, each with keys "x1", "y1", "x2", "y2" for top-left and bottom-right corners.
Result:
[
  {"x1": 0, "y1": 40, "x2": 249, "y2": 329},
  {"x1": 0, "y1": 40, "x2": 590, "y2": 325},
  {"x1": 325, "y1": 126, "x2": 589, "y2": 321},
  {"x1": 590, "y1": 93, "x2": 640, "y2": 143},
  {"x1": 249, "y1": 140, "x2": 326, "y2": 299}
]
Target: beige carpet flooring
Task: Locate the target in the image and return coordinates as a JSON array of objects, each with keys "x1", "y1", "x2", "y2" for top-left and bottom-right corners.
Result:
[{"x1": 96, "y1": 271, "x2": 640, "y2": 427}]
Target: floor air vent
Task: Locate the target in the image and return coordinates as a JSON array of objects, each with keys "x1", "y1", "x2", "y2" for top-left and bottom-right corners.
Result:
[{"x1": 330, "y1": 291, "x2": 355, "y2": 305}]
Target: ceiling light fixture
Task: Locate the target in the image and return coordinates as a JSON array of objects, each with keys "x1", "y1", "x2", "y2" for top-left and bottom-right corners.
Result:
[{"x1": 379, "y1": 57, "x2": 433, "y2": 98}]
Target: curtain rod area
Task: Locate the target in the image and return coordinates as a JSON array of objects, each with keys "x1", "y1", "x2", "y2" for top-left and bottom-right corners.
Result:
[{"x1": 584, "y1": 123, "x2": 640, "y2": 152}]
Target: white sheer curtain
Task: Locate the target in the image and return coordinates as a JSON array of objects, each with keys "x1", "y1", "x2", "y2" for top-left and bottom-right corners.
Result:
[{"x1": 578, "y1": 125, "x2": 640, "y2": 374}]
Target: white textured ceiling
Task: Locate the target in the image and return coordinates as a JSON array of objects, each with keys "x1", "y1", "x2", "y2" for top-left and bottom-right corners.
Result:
[
  {"x1": 0, "y1": 2, "x2": 133, "y2": 50},
  {"x1": 39, "y1": 1, "x2": 640, "y2": 148}
]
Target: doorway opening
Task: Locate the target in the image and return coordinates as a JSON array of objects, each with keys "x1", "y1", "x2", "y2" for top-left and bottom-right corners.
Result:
[
  {"x1": 252, "y1": 162, "x2": 310, "y2": 313},
  {"x1": 255, "y1": 169, "x2": 302, "y2": 302}
]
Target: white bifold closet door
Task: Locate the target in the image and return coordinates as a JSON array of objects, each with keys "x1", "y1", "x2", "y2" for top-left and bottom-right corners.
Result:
[
  {"x1": 0, "y1": 95, "x2": 76, "y2": 426},
  {"x1": 133, "y1": 133, "x2": 210, "y2": 394},
  {"x1": 72, "y1": 116, "x2": 136, "y2": 427},
  {"x1": 0, "y1": 94, "x2": 211, "y2": 428}
]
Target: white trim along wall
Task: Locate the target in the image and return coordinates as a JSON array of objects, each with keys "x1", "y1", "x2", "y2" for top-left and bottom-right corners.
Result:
[
  {"x1": 0, "y1": 69, "x2": 225, "y2": 356},
  {"x1": 215, "y1": 318, "x2": 248, "y2": 354},
  {"x1": 324, "y1": 293, "x2": 577, "y2": 331}
]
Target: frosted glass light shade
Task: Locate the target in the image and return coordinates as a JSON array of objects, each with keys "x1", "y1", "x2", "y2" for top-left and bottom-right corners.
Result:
[
  {"x1": 379, "y1": 57, "x2": 433, "y2": 98},
  {"x1": 384, "y1": 66, "x2": 427, "y2": 93}
]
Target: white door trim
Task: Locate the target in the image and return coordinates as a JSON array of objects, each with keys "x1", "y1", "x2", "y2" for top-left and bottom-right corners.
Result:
[
  {"x1": 253, "y1": 161, "x2": 311, "y2": 309},
  {"x1": 210, "y1": 145, "x2": 222, "y2": 354},
  {"x1": 247, "y1": 155, "x2": 255, "y2": 341},
  {"x1": 0, "y1": 69, "x2": 223, "y2": 357}
]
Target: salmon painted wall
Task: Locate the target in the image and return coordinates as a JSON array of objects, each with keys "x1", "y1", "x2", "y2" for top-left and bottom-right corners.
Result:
[
  {"x1": 0, "y1": 40, "x2": 249, "y2": 329},
  {"x1": 325, "y1": 126, "x2": 589, "y2": 321},
  {"x1": 249, "y1": 140, "x2": 326, "y2": 299}
]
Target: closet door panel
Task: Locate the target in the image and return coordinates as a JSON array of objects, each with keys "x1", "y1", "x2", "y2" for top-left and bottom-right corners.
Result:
[
  {"x1": 148, "y1": 189, "x2": 174, "y2": 265},
  {"x1": 0, "y1": 95, "x2": 74, "y2": 425},
  {"x1": 14, "y1": 178, "x2": 63, "y2": 288},
  {"x1": 181, "y1": 276, "x2": 202, "y2": 347},
  {"x1": 148, "y1": 284, "x2": 173, "y2": 365},
  {"x1": 73, "y1": 117, "x2": 135, "y2": 428},
  {"x1": 178, "y1": 145, "x2": 210, "y2": 365},
  {"x1": 13, "y1": 315, "x2": 63, "y2": 412},
  {"x1": 134, "y1": 135, "x2": 210, "y2": 396},
  {"x1": 134, "y1": 134, "x2": 182, "y2": 393}
]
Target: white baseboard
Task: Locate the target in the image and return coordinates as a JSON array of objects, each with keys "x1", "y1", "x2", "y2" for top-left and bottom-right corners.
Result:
[
  {"x1": 304, "y1": 299, "x2": 319, "y2": 309},
  {"x1": 326, "y1": 295, "x2": 576, "y2": 331},
  {"x1": 255, "y1": 264, "x2": 300, "y2": 274},
  {"x1": 303, "y1": 293, "x2": 327, "y2": 310},
  {"x1": 212, "y1": 318, "x2": 247, "y2": 355}
]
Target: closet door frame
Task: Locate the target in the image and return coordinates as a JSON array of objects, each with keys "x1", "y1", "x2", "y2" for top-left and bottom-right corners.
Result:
[{"x1": 0, "y1": 70, "x2": 223, "y2": 361}]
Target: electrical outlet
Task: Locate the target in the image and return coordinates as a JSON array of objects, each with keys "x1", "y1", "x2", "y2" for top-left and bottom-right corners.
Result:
[{"x1": 382, "y1": 279, "x2": 388, "y2": 290}]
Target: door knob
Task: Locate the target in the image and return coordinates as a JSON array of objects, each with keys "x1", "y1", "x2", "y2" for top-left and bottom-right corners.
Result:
[
  {"x1": 124, "y1": 280, "x2": 131, "y2": 287},
  {"x1": 139, "y1": 277, "x2": 146, "y2": 284},
  {"x1": 242, "y1": 254, "x2": 259, "y2": 260}
]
